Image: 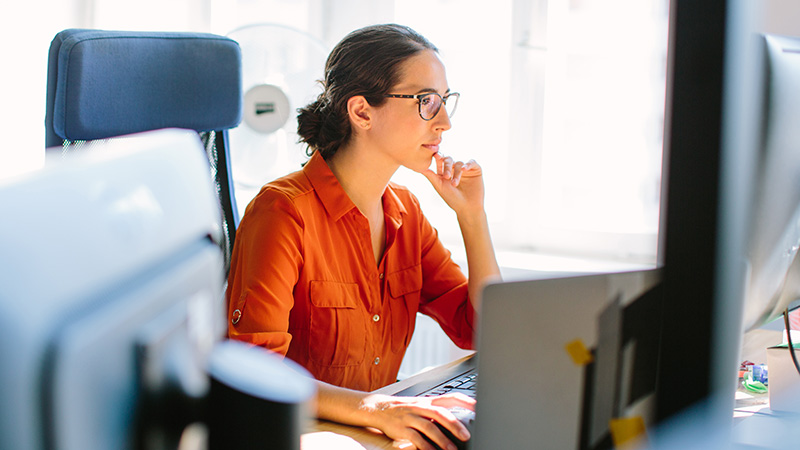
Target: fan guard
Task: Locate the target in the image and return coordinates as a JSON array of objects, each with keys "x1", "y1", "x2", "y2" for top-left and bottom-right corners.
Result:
[{"x1": 226, "y1": 23, "x2": 328, "y2": 215}]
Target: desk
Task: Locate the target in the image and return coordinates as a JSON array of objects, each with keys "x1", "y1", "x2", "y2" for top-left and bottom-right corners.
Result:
[
  {"x1": 300, "y1": 354, "x2": 475, "y2": 450},
  {"x1": 299, "y1": 354, "x2": 800, "y2": 450},
  {"x1": 732, "y1": 389, "x2": 800, "y2": 449}
]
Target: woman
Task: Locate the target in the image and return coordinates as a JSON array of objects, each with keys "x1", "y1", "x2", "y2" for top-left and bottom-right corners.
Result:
[{"x1": 226, "y1": 23, "x2": 501, "y2": 450}]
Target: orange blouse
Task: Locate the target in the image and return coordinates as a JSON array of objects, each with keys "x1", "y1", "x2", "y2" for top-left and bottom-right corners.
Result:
[{"x1": 226, "y1": 152, "x2": 475, "y2": 391}]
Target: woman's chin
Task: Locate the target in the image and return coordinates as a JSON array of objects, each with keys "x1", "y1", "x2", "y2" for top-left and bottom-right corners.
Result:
[{"x1": 407, "y1": 160, "x2": 434, "y2": 174}]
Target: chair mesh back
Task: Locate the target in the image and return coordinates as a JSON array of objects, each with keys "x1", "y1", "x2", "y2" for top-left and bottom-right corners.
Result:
[
  {"x1": 55, "y1": 132, "x2": 237, "y2": 276},
  {"x1": 200, "y1": 131, "x2": 236, "y2": 275}
]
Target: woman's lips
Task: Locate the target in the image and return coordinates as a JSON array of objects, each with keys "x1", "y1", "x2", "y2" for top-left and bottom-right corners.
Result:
[{"x1": 422, "y1": 140, "x2": 441, "y2": 153}]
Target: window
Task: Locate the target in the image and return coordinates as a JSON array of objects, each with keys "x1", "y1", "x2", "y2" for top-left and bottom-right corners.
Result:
[{"x1": 392, "y1": 0, "x2": 669, "y2": 267}]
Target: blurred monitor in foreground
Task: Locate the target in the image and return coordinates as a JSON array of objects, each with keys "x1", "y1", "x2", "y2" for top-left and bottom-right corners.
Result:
[
  {"x1": 0, "y1": 129, "x2": 225, "y2": 449},
  {"x1": 0, "y1": 129, "x2": 314, "y2": 450}
]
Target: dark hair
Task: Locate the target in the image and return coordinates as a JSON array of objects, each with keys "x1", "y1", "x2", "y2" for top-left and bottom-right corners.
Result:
[{"x1": 296, "y1": 24, "x2": 438, "y2": 159}]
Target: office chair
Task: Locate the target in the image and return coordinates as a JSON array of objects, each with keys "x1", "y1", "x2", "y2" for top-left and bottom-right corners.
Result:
[{"x1": 44, "y1": 29, "x2": 243, "y2": 274}]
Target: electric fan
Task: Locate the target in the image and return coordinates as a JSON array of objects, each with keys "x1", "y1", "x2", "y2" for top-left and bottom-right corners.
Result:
[{"x1": 226, "y1": 23, "x2": 328, "y2": 215}]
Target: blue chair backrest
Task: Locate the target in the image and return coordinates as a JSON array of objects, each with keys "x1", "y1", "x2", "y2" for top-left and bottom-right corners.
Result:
[{"x1": 45, "y1": 29, "x2": 243, "y2": 274}]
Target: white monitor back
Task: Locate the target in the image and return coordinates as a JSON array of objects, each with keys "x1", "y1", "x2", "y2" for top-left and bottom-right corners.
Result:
[
  {"x1": 0, "y1": 129, "x2": 225, "y2": 449},
  {"x1": 741, "y1": 34, "x2": 800, "y2": 330}
]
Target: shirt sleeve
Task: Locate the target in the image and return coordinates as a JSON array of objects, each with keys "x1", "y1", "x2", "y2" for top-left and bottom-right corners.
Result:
[
  {"x1": 414, "y1": 199, "x2": 476, "y2": 350},
  {"x1": 226, "y1": 187, "x2": 304, "y2": 356}
]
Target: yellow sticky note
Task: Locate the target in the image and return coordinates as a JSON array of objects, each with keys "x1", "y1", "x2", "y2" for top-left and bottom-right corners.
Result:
[
  {"x1": 564, "y1": 339, "x2": 594, "y2": 366},
  {"x1": 609, "y1": 416, "x2": 647, "y2": 449}
]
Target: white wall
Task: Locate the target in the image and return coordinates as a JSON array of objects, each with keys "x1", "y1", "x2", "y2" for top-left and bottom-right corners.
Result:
[
  {"x1": 0, "y1": 0, "x2": 85, "y2": 180},
  {"x1": 760, "y1": 0, "x2": 800, "y2": 35}
]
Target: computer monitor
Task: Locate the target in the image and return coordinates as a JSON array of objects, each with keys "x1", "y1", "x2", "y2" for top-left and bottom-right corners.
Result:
[
  {"x1": 655, "y1": 0, "x2": 800, "y2": 432},
  {"x1": 739, "y1": 33, "x2": 800, "y2": 331},
  {"x1": 0, "y1": 129, "x2": 226, "y2": 449},
  {"x1": 473, "y1": 268, "x2": 663, "y2": 450}
]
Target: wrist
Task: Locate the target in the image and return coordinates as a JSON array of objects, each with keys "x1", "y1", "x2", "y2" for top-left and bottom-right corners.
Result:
[
  {"x1": 316, "y1": 382, "x2": 372, "y2": 426},
  {"x1": 354, "y1": 394, "x2": 394, "y2": 427},
  {"x1": 323, "y1": 389, "x2": 392, "y2": 429},
  {"x1": 456, "y1": 209, "x2": 488, "y2": 229}
]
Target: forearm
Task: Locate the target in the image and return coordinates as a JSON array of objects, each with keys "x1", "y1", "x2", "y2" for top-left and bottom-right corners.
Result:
[
  {"x1": 457, "y1": 209, "x2": 501, "y2": 312},
  {"x1": 314, "y1": 380, "x2": 385, "y2": 428}
]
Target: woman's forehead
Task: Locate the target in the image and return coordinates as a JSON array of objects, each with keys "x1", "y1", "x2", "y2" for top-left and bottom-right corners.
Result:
[{"x1": 393, "y1": 50, "x2": 449, "y2": 94}]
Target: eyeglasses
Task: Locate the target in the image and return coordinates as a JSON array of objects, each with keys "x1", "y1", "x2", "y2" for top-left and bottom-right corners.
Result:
[{"x1": 384, "y1": 92, "x2": 460, "y2": 121}]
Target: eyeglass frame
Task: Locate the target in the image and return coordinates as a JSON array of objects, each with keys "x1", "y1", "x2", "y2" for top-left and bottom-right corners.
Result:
[{"x1": 383, "y1": 91, "x2": 460, "y2": 121}]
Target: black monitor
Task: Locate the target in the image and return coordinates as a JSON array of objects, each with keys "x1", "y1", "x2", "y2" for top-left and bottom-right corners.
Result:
[{"x1": 655, "y1": 0, "x2": 800, "y2": 433}]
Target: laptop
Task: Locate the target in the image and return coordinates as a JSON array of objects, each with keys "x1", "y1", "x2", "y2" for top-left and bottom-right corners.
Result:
[{"x1": 398, "y1": 268, "x2": 662, "y2": 449}]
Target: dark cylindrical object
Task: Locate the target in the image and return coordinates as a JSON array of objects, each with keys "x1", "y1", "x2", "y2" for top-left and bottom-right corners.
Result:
[{"x1": 207, "y1": 341, "x2": 316, "y2": 450}]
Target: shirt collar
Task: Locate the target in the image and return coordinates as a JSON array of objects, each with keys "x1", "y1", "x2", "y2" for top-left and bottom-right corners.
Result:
[
  {"x1": 303, "y1": 152, "x2": 355, "y2": 221},
  {"x1": 383, "y1": 183, "x2": 408, "y2": 230},
  {"x1": 303, "y1": 152, "x2": 408, "y2": 225}
]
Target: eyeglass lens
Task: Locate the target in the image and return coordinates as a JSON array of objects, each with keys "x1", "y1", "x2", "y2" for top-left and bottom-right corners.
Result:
[{"x1": 419, "y1": 93, "x2": 458, "y2": 120}]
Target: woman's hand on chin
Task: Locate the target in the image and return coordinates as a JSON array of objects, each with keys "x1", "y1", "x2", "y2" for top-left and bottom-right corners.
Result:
[{"x1": 422, "y1": 152, "x2": 485, "y2": 218}]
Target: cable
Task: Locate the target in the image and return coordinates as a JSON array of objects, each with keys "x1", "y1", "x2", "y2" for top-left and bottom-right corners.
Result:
[{"x1": 783, "y1": 308, "x2": 800, "y2": 376}]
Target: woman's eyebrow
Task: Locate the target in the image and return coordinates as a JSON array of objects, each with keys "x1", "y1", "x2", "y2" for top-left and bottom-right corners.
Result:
[{"x1": 414, "y1": 87, "x2": 451, "y2": 95}]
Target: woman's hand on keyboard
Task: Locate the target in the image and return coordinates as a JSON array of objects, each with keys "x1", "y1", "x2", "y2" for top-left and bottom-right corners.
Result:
[{"x1": 362, "y1": 392, "x2": 475, "y2": 450}]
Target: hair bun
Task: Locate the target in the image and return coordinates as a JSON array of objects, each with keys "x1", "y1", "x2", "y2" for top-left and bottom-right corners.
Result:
[{"x1": 297, "y1": 95, "x2": 349, "y2": 158}]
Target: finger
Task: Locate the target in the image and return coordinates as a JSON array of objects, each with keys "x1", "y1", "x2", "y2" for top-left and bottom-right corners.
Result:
[
  {"x1": 430, "y1": 409, "x2": 471, "y2": 442},
  {"x1": 389, "y1": 425, "x2": 436, "y2": 450},
  {"x1": 451, "y1": 161, "x2": 465, "y2": 186},
  {"x1": 440, "y1": 155, "x2": 454, "y2": 179},
  {"x1": 391, "y1": 429, "x2": 435, "y2": 450},
  {"x1": 433, "y1": 152, "x2": 444, "y2": 174},
  {"x1": 421, "y1": 168, "x2": 441, "y2": 187},
  {"x1": 404, "y1": 404, "x2": 470, "y2": 444},
  {"x1": 392, "y1": 439, "x2": 415, "y2": 450},
  {"x1": 459, "y1": 159, "x2": 482, "y2": 178},
  {"x1": 430, "y1": 393, "x2": 477, "y2": 411},
  {"x1": 413, "y1": 417, "x2": 455, "y2": 450}
]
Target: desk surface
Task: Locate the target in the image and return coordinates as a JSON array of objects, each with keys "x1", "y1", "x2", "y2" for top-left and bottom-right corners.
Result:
[
  {"x1": 299, "y1": 354, "x2": 800, "y2": 450},
  {"x1": 300, "y1": 354, "x2": 475, "y2": 450}
]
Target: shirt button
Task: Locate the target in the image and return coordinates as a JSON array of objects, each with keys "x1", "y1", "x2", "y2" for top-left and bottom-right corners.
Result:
[
  {"x1": 373, "y1": 314, "x2": 380, "y2": 322},
  {"x1": 379, "y1": 273, "x2": 384, "y2": 280},
  {"x1": 374, "y1": 357, "x2": 381, "y2": 365}
]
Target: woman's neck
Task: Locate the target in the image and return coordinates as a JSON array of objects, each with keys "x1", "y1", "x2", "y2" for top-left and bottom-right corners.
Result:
[{"x1": 327, "y1": 144, "x2": 397, "y2": 217}]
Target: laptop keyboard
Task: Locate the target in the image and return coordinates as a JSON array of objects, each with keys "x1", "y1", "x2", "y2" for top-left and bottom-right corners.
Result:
[{"x1": 417, "y1": 368, "x2": 478, "y2": 398}]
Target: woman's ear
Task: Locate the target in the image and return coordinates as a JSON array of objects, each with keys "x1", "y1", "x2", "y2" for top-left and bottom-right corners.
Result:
[{"x1": 347, "y1": 95, "x2": 372, "y2": 130}]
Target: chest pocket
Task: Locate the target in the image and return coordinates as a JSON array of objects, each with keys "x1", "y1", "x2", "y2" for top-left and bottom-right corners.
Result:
[
  {"x1": 386, "y1": 264, "x2": 423, "y2": 353},
  {"x1": 308, "y1": 280, "x2": 366, "y2": 367}
]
